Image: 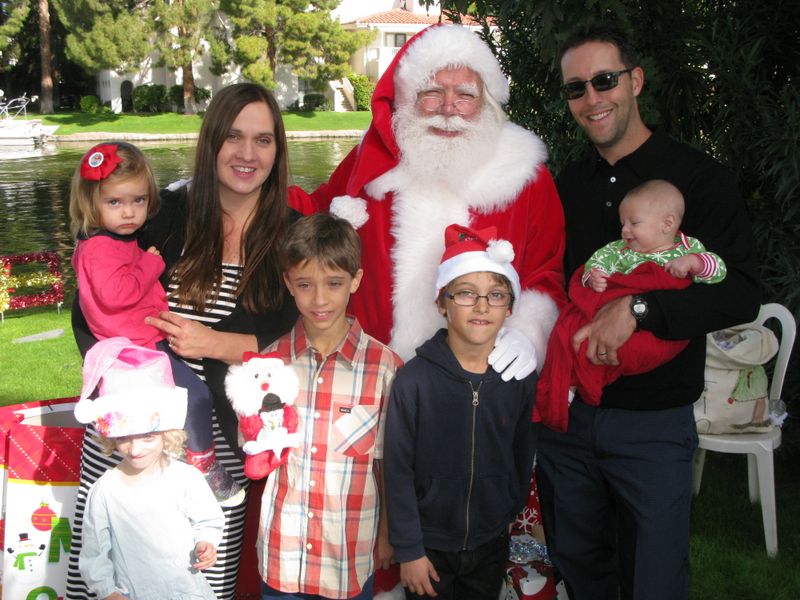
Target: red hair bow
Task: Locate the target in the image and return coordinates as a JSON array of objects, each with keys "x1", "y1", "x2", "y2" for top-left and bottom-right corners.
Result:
[{"x1": 80, "y1": 144, "x2": 123, "y2": 181}]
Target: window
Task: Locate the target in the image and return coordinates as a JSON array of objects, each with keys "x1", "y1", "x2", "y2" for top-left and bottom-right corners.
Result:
[{"x1": 387, "y1": 33, "x2": 408, "y2": 48}]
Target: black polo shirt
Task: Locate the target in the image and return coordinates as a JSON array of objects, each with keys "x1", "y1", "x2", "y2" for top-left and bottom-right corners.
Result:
[{"x1": 557, "y1": 130, "x2": 760, "y2": 410}]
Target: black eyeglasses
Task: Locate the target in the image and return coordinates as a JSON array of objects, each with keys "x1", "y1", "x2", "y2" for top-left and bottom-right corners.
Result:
[
  {"x1": 560, "y1": 69, "x2": 634, "y2": 100},
  {"x1": 443, "y1": 290, "x2": 513, "y2": 308}
]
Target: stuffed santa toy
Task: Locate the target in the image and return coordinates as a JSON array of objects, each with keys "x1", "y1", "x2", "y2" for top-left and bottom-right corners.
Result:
[{"x1": 225, "y1": 352, "x2": 301, "y2": 480}]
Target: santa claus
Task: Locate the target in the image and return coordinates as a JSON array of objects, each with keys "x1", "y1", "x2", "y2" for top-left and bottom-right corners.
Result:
[{"x1": 292, "y1": 24, "x2": 566, "y2": 378}]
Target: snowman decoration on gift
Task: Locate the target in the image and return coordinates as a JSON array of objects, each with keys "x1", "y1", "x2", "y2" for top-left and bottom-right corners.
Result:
[{"x1": 225, "y1": 352, "x2": 302, "y2": 480}]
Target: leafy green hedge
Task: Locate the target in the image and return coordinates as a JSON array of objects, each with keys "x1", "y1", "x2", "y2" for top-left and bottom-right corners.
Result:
[
  {"x1": 79, "y1": 95, "x2": 105, "y2": 114},
  {"x1": 301, "y1": 92, "x2": 332, "y2": 112},
  {"x1": 133, "y1": 84, "x2": 168, "y2": 113},
  {"x1": 168, "y1": 85, "x2": 212, "y2": 112},
  {"x1": 349, "y1": 73, "x2": 375, "y2": 111}
]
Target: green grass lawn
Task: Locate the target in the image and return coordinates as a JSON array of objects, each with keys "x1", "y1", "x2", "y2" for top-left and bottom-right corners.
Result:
[
  {"x1": 0, "y1": 306, "x2": 82, "y2": 404},
  {"x1": 34, "y1": 110, "x2": 372, "y2": 136},
  {"x1": 2, "y1": 307, "x2": 798, "y2": 599},
  {"x1": 689, "y1": 442, "x2": 800, "y2": 600}
]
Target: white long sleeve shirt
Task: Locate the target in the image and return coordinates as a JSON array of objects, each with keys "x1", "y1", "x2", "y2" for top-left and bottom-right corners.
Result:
[{"x1": 80, "y1": 458, "x2": 224, "y2": 600}]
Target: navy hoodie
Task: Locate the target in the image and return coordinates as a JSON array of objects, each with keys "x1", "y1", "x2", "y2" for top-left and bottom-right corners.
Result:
[{"x1": 384, "y1": 329, "x2": 537, "y2": 562}]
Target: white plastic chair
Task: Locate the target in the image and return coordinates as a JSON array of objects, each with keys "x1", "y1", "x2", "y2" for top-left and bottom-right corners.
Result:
[{"x1": 692, "y1": 302, "x2": 796, "y2": 557}]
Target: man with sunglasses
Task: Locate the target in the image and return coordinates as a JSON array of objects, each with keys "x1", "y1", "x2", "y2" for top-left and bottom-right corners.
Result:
[{"x1": 535, "y1": 23, "x2": 760, "y2": 600}]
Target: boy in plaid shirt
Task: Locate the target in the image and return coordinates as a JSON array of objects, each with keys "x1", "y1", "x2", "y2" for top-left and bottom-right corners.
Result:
[{"x1": 258, "y1": 213, "x2": 402, "y2": 599}]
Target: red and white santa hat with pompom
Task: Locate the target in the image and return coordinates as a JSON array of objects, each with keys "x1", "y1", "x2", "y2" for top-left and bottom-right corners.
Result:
[{"x1": 434, "y1": 223, "x2": 520, "y2": 301}]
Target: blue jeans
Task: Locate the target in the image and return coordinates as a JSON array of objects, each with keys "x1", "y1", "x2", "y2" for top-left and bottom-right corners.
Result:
[
  {"x1": 157, "y1": 340, "x2": 214, "y2": 451},
  {"x1": 537, "y1": 400, "x2": 698, "y2": 600},
  {"x1": 404, "y1": 531, "x2": 509, "y2": 600},
  {"x1": 260, "y1": 575, "x2": 374, "y2": 600}
]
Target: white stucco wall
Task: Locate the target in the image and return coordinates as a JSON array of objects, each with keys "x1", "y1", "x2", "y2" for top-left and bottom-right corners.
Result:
[{"x1": 98, "y1": 56, "x2": 301, "y2": 113}]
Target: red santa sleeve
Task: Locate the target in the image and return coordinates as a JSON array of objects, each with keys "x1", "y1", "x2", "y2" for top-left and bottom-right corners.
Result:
[
  {"x1": 501, "y1": 165, "x2": 567, "y2": 368},
  {"x1": 288, "y1": 185, "x2": 317, "y2": 216}
]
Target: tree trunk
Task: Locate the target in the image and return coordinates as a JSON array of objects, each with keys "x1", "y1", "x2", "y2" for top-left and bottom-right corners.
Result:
[
  {"x1": 38, "y1": 0, "x2": 54, "y2": 114},
  {"x1": 182, "y1": 63, "x2": 196, "y2": 115},
  {"x1": 267, "y1": 28, "x2": 277, "y2": 75}
]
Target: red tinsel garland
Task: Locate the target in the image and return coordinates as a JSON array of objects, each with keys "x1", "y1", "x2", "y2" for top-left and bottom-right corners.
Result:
[{"x1": 0, "y1": 251, "x2": 64, "y2": 312}]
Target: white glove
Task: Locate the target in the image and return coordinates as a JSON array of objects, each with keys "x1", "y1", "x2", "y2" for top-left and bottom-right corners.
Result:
[{"x1": 488, "y1": 326, "x2": 537, "y2": 382}]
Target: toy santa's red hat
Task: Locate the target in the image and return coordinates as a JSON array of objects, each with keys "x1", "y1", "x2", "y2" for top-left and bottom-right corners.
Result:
[
  {"x1": 74, "y1": 337, "x2": 187, "y2": 438},
  {"x1": 335, "y1": 24, "x2": 509, "y2": 201},
  {"x1": 435, "y1": 223, "x2": 521, "y2": 301}
]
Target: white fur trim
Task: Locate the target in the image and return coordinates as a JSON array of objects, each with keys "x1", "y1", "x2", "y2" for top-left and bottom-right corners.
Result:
[
  {"x1": 395, "y1": 25, "x2": 509, "y2": 106},
  {"x1": 374, "y1": 584, "x2": 405, "y2": 600},
  {"x1": 435, "y1": 250, "x2": 522, "y2": 301},
  {"x1": 487, "y1": 238, "x2": 514, "y2": 263},
  {"x1": 378, "y1": 123, "x2": 549, "y2": 360},
  {"x1": 367, "y1": 121, "x2": 547, "y2": 213},
  {"x1": 75, "y1": 388, "x2": 188, "y2": 436},
  {"x1": 388, "y1": 180, "x2": 472, "y2": 360},
  {"x1": 505, "y1": 289, "x2": 559, "y2": 374},
  {"x1": 330, "y1": 195, "x2": 369, "y2": 229},
  {"x1": 74, "y1": 398, "x2": 96, "y2": 425}
]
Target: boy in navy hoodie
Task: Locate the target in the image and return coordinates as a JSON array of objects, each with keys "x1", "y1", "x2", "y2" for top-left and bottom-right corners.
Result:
[{"x1": 385, "y1": 223, "x2": 537, "y2": 600}]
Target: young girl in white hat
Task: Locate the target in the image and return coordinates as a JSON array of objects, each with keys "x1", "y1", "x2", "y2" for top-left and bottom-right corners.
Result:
[{"x1": 75, "y1": 337, "x2": 224, "y2": 600}]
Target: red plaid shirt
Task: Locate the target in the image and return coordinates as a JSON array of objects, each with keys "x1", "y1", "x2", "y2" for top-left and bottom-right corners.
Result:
[{"x1": 258, "y1": 318, "x2": 402, "y2": 598}]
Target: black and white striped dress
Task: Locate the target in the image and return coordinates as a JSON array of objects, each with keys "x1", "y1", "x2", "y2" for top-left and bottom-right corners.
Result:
[{"x1": 67, "y1": 265, "x2": 249, "y2": 600}]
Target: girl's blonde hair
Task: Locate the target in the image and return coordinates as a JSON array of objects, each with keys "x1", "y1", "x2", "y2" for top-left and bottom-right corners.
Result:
[
  {"x1": 69, "y1": 141, "x2": 160, "y2": 238},
  {"x1": 96, "y1": 429, "x2": 187, "y2": 458}
]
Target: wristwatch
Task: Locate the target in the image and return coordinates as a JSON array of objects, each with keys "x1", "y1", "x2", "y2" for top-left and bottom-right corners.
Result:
[{"x1": 630, "y1": 295, "x2": 648, "y2": 330}]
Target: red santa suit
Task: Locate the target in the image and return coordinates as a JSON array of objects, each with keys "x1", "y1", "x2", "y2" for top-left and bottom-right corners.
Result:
[
  {"x1": 534, "y1": 264, "x2": 692, "y2": 433},
  {"x1": 290, "y1": 25, "x2": 566, "y2": 362}
]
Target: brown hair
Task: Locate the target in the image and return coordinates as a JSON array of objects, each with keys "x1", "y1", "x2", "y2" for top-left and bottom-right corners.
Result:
[
  {"x1": 281, "y1": 213, "x2": 362, "y2": 277},
  {"x1": 171, "y1": 83, "x2": 289, "y2": 313},
  {"x1": 557, "y1": 22, "x2": 640, "y2": 70},
  {"x1": 436, "y1": 272, "x2": 514, "y2": 310},
  {"x1": 69, "y1": 142, "x2": 160, "y2": 238}
]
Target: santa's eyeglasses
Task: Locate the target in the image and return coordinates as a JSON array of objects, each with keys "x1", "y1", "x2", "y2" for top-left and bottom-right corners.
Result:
[
  {"x1": 560, "y1": 68, "x2": 634, "y2": 100},
  {"x1": 416, "y1": 92, "x2": 480, "y2": 116}
]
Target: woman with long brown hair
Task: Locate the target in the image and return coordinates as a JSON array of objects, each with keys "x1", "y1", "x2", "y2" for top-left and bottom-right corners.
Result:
[{"x1": 68, "y1": 82, "x2": 298, "y2": 600}]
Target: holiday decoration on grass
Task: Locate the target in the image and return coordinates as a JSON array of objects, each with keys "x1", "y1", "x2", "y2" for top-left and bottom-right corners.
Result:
[{"x1": 0, "y1": 252, "x2": 64, "y2": 315}]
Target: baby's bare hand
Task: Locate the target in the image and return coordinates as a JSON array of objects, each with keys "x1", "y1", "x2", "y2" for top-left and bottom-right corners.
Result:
[
  {"x1": 664, "y1": 254, "x2": 700, "y2": 279},
  {"x1": 146, "y1": 246, "x2": 161, "y2": 256},
  {"x1": 588, "y1": 268, "x2": 609, "y2": 292}
]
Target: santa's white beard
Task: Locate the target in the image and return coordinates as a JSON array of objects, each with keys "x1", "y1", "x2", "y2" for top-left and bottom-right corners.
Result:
[{"x1": 392, "y1": 102, "x2": 504, "y2": 190}]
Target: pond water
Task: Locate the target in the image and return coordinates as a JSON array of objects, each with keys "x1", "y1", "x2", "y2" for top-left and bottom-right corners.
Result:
[{"x1": 0, "y1": 139, "x2": 358, "y2": 296}]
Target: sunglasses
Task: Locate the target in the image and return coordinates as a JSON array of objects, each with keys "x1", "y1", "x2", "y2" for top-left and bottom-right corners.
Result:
[{"x1": 560, "y1": 68, "x2": 634, "y2": 100}]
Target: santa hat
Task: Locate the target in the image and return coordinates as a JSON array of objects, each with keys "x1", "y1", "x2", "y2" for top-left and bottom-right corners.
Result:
[
  {"x1": 435, "y1": 224, "x2": 521, "y2": 301},
  {"x1": 335, "y1": 24, "x2": 508, "y2": 200},
  {"x1": 74, "y1": 337, "x2": 187, "y2": 438},
  {"x1": 394, "y1": 25, "x2": 509, "y2": 108}
]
